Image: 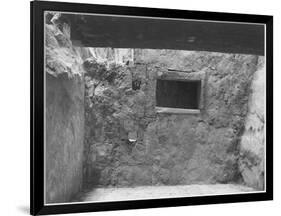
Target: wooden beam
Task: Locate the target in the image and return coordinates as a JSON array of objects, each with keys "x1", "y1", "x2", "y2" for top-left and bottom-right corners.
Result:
[{"x1": 68, "y1": 14, "x2": 264, "y2": 55}]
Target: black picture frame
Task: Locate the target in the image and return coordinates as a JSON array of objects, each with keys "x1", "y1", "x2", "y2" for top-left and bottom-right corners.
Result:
[{"x1": 31, "y1": 1, "x2": 273, "y2": 215}]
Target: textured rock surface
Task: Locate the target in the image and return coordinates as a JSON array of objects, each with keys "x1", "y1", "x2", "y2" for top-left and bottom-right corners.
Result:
[
  {"x1": 239, "y1": 57, "x2": 265, "y2": 190},
  {"x1": 45, "y1": 13, "x2": 134, "y2": 201},
  {"x1": 84, "y1": 49, "x2": 262, "y2": 187},
  {"x1": 45, "y1": 13, "x2": 88, "y2": 203},
  {"x1": 46, "y1": 74, "x2": 85, "y2": 203}
]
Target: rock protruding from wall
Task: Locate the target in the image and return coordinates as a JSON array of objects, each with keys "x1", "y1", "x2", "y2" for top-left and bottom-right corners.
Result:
[
  {"x1": 87, "y1": 48, "x2": 134, "y2": 66},
  {"x1": 45, "y1": 12, "x2": 87, "y2": 203},
  {"x1": 239, "y1": 57, "x2": 265, "y2": 190},
  {"x1": 84, "y1": 49, "x2": 262, "y2": 187}
]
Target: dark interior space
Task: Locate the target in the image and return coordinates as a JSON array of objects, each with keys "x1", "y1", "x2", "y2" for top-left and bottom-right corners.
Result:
[{"x1": 156, "y1": 79, "x2": 201, "y2": 109}]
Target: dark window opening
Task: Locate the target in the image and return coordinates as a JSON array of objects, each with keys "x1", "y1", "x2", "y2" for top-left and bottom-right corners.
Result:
[
  {"x1": 156, "y1": 79, "x2": 201, "y2": 109},
  {"x1": 132, "y1": 78, "x2": 141, "y2": 90}
]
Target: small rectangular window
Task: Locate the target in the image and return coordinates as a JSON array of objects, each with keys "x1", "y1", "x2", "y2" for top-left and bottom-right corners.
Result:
[{"x1": 156, "y1": 79, "x2": 201, "y2": 110}]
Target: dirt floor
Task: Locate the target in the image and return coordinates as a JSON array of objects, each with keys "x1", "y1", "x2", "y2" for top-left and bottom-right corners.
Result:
[{"x1": 76, "y1": 184, "x2": 256, "y2": 203}]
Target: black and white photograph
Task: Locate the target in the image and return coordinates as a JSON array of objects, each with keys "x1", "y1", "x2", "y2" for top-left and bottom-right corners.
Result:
[
  {"x1": 43, "y1": 10, "x2": 268, "y2": 206},
  {"x1": 1, "y1": 0, "x2": 279, "y2": 215}
]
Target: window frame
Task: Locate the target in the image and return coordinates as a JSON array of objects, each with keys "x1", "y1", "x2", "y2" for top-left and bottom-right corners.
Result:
[{"x1": 155, "y1": 69, "x2": 206, "y2": 114}]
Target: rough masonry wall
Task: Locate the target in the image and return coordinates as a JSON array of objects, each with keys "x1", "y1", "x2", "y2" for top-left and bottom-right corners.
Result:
[
  {"x1": 239, "y1": 57, "x2": 265, "y2": 190},
  {"x1": 45, "y1": 13, "x2": 89, "y2": 203},
  {"x1": 84, "y1": 49, "x2": 263, "y2": 187}
]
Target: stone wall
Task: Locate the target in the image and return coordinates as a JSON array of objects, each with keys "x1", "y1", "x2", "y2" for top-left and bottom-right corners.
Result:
[
  {"x1": 239, "y1": 57, "x2": 265, "y2": 190},
  {"x1": 84, "y1": 49, "x2": 263, "y2": 187},
  {"x1": 45, "y1": 13, "x2": 88, "y2": 203}
]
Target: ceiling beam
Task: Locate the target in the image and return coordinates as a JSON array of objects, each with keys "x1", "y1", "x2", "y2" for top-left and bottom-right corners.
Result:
[{"x1": 68, "y1": 14, "x2": 264, "y2": 56}]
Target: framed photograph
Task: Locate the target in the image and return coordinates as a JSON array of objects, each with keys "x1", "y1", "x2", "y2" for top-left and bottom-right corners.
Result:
[{"x1": 30, "y1": 0, "x2": 273, "y2": 215}]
